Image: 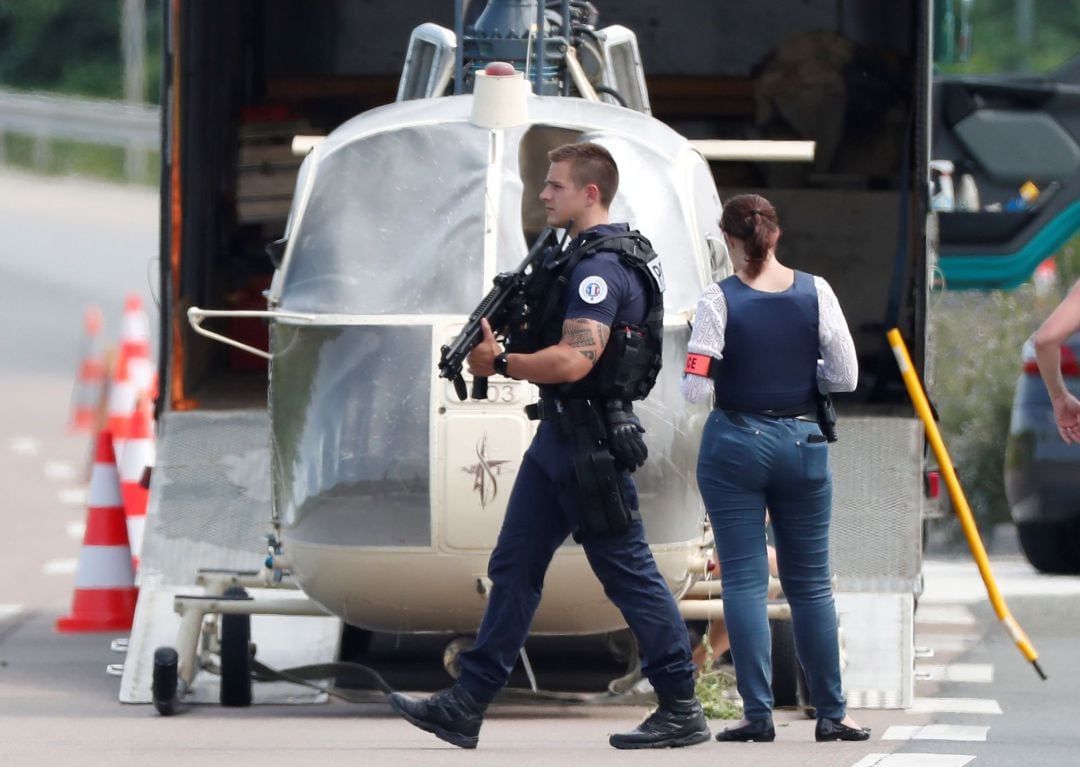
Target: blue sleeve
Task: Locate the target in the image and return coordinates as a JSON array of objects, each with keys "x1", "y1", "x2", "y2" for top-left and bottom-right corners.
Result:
[{"x1": 564, "y1": 257, "x2": 628, "y2": 326}]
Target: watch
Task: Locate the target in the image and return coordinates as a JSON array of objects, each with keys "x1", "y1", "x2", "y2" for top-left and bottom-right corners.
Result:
[{"x1": 493, "y1": 351, "x2": 510, "y2": 377}]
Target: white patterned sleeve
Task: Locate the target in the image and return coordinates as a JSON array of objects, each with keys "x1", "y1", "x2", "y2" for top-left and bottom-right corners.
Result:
[
  {"x1": 815, "y1": 276, "x2": 858, "y2": 392},
  {"x1": 680, "y1": 283, "x2": 727, "y2": 403}
]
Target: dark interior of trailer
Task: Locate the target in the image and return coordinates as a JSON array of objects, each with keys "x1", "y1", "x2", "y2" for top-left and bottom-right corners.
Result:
[{"x1": 171, "y1": 0, "x2": 925, "y2": 411}]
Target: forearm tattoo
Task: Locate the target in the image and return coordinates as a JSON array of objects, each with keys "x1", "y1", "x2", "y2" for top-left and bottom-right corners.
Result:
[{"x1": 562, "y1": 319, "x2": 610, "y2": 364}]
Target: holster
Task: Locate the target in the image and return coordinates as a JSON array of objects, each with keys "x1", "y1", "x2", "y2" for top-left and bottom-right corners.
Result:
[{"x1": 541, "y1": 398, "x2": 639, "y2": 538}]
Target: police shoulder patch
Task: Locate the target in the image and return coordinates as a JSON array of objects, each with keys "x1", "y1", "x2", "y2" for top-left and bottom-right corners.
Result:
[{"x1": 578, "y1": 276, "x2": 609, "y2": 304}]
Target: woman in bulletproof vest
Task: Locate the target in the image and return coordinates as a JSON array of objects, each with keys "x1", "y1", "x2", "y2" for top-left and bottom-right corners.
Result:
[{"x1": 680, "y1": 193, "x2": 869, "y2": 742}]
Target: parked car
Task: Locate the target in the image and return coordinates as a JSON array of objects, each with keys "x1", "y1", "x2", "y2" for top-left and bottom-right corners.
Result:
[{"x1": 1004, "y1": 331, "x2": 1080, "y2": 573}]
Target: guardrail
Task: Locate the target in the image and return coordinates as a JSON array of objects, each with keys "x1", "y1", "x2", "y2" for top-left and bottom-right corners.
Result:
[{"x1": 0, "y1": 88, "x2": 160, "y2": 149}]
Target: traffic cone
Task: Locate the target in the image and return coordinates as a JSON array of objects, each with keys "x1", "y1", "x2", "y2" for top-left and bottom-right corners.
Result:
[
  {"x1": 56, "y1": 431, "x2": 138, "y2": 633},
  {"x1": 68, "y1": 306, "x2": 106, "y2": 433},
  {"x1": 105, "y1": 351, "x2": 135, "y2": 460},
  {"x1": 119, "y1": 294, "x2": 151, "y2": 364},
  {"x1": 119, "y1": 393, "x2": 155, "y2": 570}
]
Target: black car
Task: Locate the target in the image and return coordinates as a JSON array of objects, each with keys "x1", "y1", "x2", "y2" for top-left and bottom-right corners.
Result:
[{"x1": 1004, "y1": 332, "x2": 1080, "y2": 573}]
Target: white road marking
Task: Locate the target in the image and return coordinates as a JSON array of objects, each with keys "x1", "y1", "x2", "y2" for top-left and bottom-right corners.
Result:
[
  {"x1": 43, "y1": 558, "x2": 78, "y2": 575},
  {"x1": 9, "y1": 436, "x2": 40, "y2": 456},
  {"x1": 909, "y1": 696, "x2": 1003, "y2": 715},
  {"x1": 917, "y1": 634, "x2": 976, "y2": 653},
  {"x1": 66, "y1": 520, "x2": 86, "y2": 539},
  {"x1": 852, "y1": 755, "x2": 974, "y2": 767},
  {"x1": 915, "y1": 605, "x2": 976, "y2": 626},
  {"x1": 922, "y1": 559, "x2": 1080, "y2": 603},
  {"x1": 0, "y1": 604, "x2": 22, "y2": 620},
  {"x1": 915, "y1": 663, "x2": 994, "y2": 683},
  {"x1": 883, "y1": 724, "x2": 989, "y2": 741},
  {"x1": 58, "y1": 487, "x2": 88, "y2": 506},
  {"x1": 43, "y1": 461, "x2": 76, "y2": 481}
]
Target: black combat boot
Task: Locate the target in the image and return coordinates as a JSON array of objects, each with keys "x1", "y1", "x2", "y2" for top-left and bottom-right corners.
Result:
[
  {"x1": 387, "y1": 685, "x2": 486, "y2": 749},
  {"x1": 608, "y1": 696, "x2": 711, "y2": 749}
]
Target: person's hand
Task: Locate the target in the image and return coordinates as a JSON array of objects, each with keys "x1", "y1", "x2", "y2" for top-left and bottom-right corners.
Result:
[
  {"x1": 1051, "y1": 392, "x2": 1080, "y2": 444},
  {"x1": 467, "y1": 318, "x2": 502, "y2": 377},
  {"x1": 605, "y1": 402, "x2": 648, "y2": 472}
]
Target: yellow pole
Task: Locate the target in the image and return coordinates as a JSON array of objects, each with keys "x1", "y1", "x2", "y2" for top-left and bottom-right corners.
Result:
[{"x1": 887, "y1": 328, "x2": 1046, "y2": 680}]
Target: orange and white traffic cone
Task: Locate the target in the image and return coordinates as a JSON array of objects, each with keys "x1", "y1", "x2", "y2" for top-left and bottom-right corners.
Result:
[
  {"x1": 105, "y1": 351, "x2": 135, "y2": 461},
  {"x1": 120, "y1": 294, "x2": 155, "y2": 399},
  {"x1": 119, "y1": 393, "x2": 155, "y2": 571},
  {"x1": 56, "y1": 431, "x2": 138, "y2": 633},
  {"x1": 68, "y1": 306, "x2": 106, "y2": 433}
]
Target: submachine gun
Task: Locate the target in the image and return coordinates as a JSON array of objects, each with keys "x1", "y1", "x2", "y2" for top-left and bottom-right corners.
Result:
[{"x1": 438, "y1": 227, "x2": 562, "y2": 400}]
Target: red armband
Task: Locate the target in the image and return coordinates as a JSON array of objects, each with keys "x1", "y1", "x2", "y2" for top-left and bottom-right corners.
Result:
[{"x1": 684, "y1": 353, "x2": 712, "y2": 376}]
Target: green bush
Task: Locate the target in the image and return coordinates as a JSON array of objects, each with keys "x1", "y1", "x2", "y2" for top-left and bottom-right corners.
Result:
[{"x1": 930, "y1": 237, "x2": 1080, "y2": 536}]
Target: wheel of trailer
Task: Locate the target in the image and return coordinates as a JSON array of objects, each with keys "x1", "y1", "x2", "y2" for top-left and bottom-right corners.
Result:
[
  {"x1": 442, "y1": 636, "x2": 475, "y2": 680},
  {"x1": 219, "y1": 586, "x2": 253, "y2": 707},
  {"x1": 151, "y1": 646, "x2": 181, "y2": 716},
  {"x1": 769, "y1": 617, "x2": 801, "y2": 708}
]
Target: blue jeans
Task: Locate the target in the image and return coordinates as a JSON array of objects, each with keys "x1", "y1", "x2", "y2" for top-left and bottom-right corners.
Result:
[
  {"x1": 457, "y1": 422, "x2": 697, "y2": 705},
  {"x1": 696, "y1": 409, "x2": 846, "y2": 722}
]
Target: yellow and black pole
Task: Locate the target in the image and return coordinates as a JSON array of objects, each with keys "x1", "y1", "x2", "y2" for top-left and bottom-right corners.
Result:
[{"x1": 887, "y1": 328, "x2": 1046, "y2": 680}]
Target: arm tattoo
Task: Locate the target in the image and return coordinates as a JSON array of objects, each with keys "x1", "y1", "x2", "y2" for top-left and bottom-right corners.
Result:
[{"x1": 562, "y1": 319, "x2": 610, "y2": 365}]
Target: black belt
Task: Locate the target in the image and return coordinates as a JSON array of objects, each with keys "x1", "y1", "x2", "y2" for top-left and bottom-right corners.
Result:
[
  {"x1": 716, "y1": 402, "x2": 817, "y2": 426},
  {"x1": 525, "y1": 398, "x2": 564, "y2": 421}
]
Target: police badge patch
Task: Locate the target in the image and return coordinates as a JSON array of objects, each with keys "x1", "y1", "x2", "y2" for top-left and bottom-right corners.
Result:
[{"x1": 578, "y1": 276, "x2": 609, "y2": 304}]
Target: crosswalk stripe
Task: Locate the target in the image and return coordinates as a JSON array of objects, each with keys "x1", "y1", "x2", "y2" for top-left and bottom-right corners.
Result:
[
  {"x1": 0, "y1": 604, "x2": 22, "y2": 620},
  {"x1": 917, "y1": 634, "x2": 976, "y2": 653},
  {"x1": 851, "y1": 755, "x2": 974, "y2": 767},
  {"x1": 883, "y1": 724, "x2": 989, "y2": 741},
  {"x1": 8, "y1": 436, "x2": 40, "y2": 456},
  {"x1": 43, "y1": 461, "x2": 76, "y2": 481},
  {"x1": 43, "y1": 558, "x2": 78, "y2": 575},
  {"x1": 909, "y1": 697, "x2": 1003, "y2": 714},
  {"x1": 58, "y1": 488, "x2": 88, "y2": 506},
  {"x1": 915, "y1": 605, "x2": 976, "y2": 626},
  {"x1": 915, "y1": 663, "x2": 994, "y2": 683}
]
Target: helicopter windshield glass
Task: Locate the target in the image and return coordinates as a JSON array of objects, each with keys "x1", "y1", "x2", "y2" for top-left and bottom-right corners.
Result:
[{"x1": 281, "y1": 123, "x2": 487, "y2": 315}]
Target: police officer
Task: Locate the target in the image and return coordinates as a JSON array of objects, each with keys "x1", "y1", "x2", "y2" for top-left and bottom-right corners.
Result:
[{"x1": 387, "y1": 142, "x2": 708, "y2": 750}]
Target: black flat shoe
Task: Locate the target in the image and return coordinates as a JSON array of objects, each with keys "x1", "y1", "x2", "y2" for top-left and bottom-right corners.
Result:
[
  {"x1": 715, "y1": 719, "x2": 776, "y2": 742},
  {"x1": 815, "y1": 717, "x2": 870, "y2": 742}
]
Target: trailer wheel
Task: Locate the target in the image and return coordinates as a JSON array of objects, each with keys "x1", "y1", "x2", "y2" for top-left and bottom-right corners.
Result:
[
  {"x1": 770, "y1": 617, "x2": 800, "y2": 708},
  {"x1": 219, "y1": 587, "x2": 253, "y2": 707},
  {"x1": 151, "y1": 646, "x2": 181, "y2": 716}
]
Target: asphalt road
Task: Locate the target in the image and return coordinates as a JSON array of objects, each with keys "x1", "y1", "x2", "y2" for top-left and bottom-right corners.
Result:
[{"x1": 1, "y1": 169, "x2": 1077, "y2": 767}]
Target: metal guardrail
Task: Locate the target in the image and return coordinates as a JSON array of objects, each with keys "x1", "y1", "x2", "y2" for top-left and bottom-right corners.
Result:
[{"x1": 0, "y1": 88, "x2": 160, "y2": 150}]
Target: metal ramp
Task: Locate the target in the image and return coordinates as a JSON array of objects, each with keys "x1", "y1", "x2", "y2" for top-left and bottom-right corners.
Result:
[{"x1": 120, "y1": 409, "x2": 341, "y2": 704}]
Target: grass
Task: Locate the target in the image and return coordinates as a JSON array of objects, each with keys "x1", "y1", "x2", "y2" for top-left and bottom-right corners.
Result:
[{"x1": 1, "y1": 132, "x2": 159, "y2": 186}]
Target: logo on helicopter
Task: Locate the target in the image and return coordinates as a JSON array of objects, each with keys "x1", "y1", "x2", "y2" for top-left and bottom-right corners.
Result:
[{"x1": 463, "y1": 435, "x2": 514, "y2": 508}]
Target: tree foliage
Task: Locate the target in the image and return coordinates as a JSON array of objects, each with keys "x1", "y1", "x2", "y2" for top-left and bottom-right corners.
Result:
[
  {"x1": 940, "y1": 0, "x2": 1080, "y2": 75},
  {"x1": 0, "y1": 0, "x2": 161, "y2": 102}
]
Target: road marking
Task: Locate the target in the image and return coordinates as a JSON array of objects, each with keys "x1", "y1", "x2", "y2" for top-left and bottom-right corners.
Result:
[
  {"x1": 915, "y1": 663, "x2": 994, "y2": 683},
  {"x1": 915, "y1": 605, "x2": 976, "y2": 626},
  {"x1": 0, "y1": 604, "x2": 22, "y2": 620},
  {"x1": 909, "y1": 696, "x2": 1003, "y2": 714},
  {"x1": 916, "y1": 634, "x2": 976, "y2": 654},
  {"x1": 922, "y1": 559, "x2": 1080, "y2": 602},
  {"x1": 852, "y1": 755, "x2": 974, "y2": 767},
  {"x1": 883, "y1": 724, "x2": 989, "y2": 741},
  {"x1": 58, "y1": 487, "x2": 88, "y2": 506},
  {"x1": 44, "y1": 461, "x2": 76, "y2": 481},
  {"x1": 9, "y1": 436, "x2": 40, "y2": 456},
  {"x1": 43, "y1": 558, "x2": 78, "y2": 575},
  {"x1": 66, "y1": 520, "x2": 86, "y2": 539}
]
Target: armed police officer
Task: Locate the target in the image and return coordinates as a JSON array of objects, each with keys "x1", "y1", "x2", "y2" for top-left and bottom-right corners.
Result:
[{"x1": 388, "y1": 142, "x2": 708, "y2": 750}]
